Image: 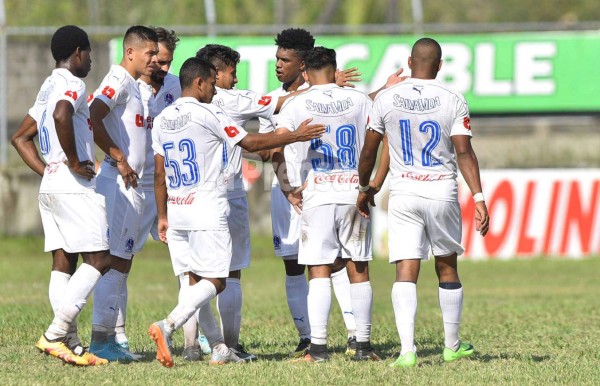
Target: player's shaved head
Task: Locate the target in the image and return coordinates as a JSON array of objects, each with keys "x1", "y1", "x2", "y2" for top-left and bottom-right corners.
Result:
[
  {"x1": 123, "y1": 25, "x2": 158, "y2": 50},
  {"x1": 410, "y1": 38, "x2": 442, "y2": 71},
  {"x1": 304, "y1": 46, "x2": 337, "y2": 71},
  {"x1": 153, "y1": 27, "x2": 179, "y2": 53},
  {"x1": 275, "y1": 28, "x2": 315, "y2": 60},
  {"x1": 195, "y1": 44, "x2": 240, "y2": 71},
  {"x1": 179, "y1": 57, "x2": 216, "y2": 89}
]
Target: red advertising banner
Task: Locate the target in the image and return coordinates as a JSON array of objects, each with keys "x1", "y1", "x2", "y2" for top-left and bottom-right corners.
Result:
[{"x1": 370, "y1": 169, "x2": 600, "y2": 259}]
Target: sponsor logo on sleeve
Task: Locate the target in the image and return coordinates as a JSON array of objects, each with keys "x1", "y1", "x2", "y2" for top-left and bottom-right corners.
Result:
[{"x1": 258, "y1": 96, "x2": 272, "y2": 106}]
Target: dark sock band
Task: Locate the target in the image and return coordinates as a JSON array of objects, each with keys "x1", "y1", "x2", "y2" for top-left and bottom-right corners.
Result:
[{"x1": 439, "y1": 282, "x2": 462, "y2": 290}]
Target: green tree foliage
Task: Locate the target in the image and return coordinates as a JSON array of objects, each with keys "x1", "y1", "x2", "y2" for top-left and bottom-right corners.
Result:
[{"x1": 5, "y1": 0, "x2": 600, "y2": 27}]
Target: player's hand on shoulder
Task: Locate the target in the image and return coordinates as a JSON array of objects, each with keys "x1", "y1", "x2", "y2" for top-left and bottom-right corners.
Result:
[
  {"x1": 295, "y1": 118, "x2": 326, "y2": 142},
  {"x1": 384, "y1": 68, "x2": 409, "y2": 89},
  {"x1": 474, "y1": 201, "x2": 489, "y2": 237},
  {"x1": 68, "y1": 159, "x2": 96, "y2": 181},
  {"x1": 336, "y1": 67, "x2": 362, "y2": 88},
  {"x1": 116, "y1": 157, "x2": 139, "y2": 189}
]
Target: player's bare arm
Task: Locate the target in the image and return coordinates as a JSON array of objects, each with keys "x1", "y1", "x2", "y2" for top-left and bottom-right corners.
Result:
[
  {"x1": 89, "y1": 98, "x2": 139, "y2": 188},
  {"x1": 368, "y1": 68, "x2": 408, "y2": 100},
  {"x1": 370, "y1": 134, "x2": 390, "y2": 192},
  {"x1": 270, "y1": 128, "x2": 304, "y2": 214},
  {"x1": 154, "y1": 153, "x2": 168, "y2": 243},
  {"x1": 53, "y1": 100, "x2": 95, "y2": 180},
  {"x1": 237, "y1": 118, "x2": 325, "y2": 153},
  {"x1": 452, "y1": 134, "x2": 490, "y2": 236},
  {"x1": 11, "y1": 114, "x2": 46, "y2": 176},
  {"x1": 336, "y1": 67, "x2": 362, "y2": 88},
  {"x1": 356, "y1": 129, "x2": 384, "y2": 218}
]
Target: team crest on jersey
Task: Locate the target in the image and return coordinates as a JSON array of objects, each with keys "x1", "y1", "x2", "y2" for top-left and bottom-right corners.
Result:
[
  {"x1": 273, "y1": 235, "x2": 281, "y2": 250},
  {"x1": 164, "y1": 93, "x2": 174, "y2": 106},
  {"x1": 125, "y1": 237, "x2": 134, "y2": 253}
]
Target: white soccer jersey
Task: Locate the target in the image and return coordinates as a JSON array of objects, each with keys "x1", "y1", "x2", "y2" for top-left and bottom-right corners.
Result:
[
  {"x1": 276, "y1": 83, "x2": 372, "y2": 210},
  {"x1": 28, "y1": 68, "x2": 95, "y2": 193},
  {"x1": 211, "y1": 87, "x2": 277, "y2": 199},
  {"x1": 152, "y1": 97, "x2": 248, "y2": 230},
  {"x1": 258, "y1": 83, "x2": 309, "y2": 187},
  {"x1": 91, "y1": 64, "x2": 146, "y2": 175},
  {"x1": 368, "y1": 78, "x2": 472, "y2": 202},
  {"x1": 138, "y1": 73, "x2": 181, "y2": 190}
]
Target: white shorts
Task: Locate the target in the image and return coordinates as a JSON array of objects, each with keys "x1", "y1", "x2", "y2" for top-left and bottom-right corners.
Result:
[
  {"x1": 298, "y1": 204, "x2": 372, "y2": 266},
  {"x1": 95, "y1": 167, "x2": 144, "y2": 260},
  {"x1": 227, "y1": 196, "x2": 251, "y2": 271},
  {"x1": 39, "y1": 192, "x2": 109, "y2": 254},
  {"x1": 388, "y1": 194, "x2": 464, "y2": 262},
  {"x1": 133, "y1": 188, "x2": 159, "y2": 252},
  {"x1": 167, "y1": 228, "x2": 232, "y2": 278},
  {"x1": 270, "y1": 187, "x2": 301, "y2": 257}
]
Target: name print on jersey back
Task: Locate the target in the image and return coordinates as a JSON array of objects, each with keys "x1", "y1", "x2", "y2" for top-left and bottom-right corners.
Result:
[{"x1": 276, "y1": 84, "x2": 372, "y2": 209}]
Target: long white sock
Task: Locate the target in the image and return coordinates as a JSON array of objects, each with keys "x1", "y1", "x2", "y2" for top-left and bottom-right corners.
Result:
[
  {"x1": 307, "y1": 278, "x2": 331, "y2": 346},
  {"x1": 286, "y1": 274, "x2": 310, "y2": 339},
  {"x1": 49, "y1": 271, "x2": 81, "y2": 346},
  {"x1": 115, "y1": 273, "x2": 129, "y2": 344},
  {"x1": 167, "y1": 279, "x2": 217, "y2": 331},
  {"x1": 217, "y1": 278, "x2": 242, "y2": 348},
  {"x1": 350, "y1": 281, "x2": 373, "y2": 343},
  {"x1": 49, "y1": 271, "x2": 70, "y2": 313},
  {"x1": 46, "y1": 264, "x2": 102, "y2": 340},
  {"x1": 392, "y1": 282, "x2": 418, "y2": 355},
  {"x1": 439, "y1": 286, "x2": 463, "y2": 350},
  {"x1": 179, "y1": 274, "x2": 199, "y2": 348},
  {"x1": 331, "y1": 268, "x2": 356, "y2": 337},
  {"x1": 91, "y1": 269, "x2": 126, "y2": 341},
  {"x1": 196, "y1": 303, "x2": 224, "y2": 348}
]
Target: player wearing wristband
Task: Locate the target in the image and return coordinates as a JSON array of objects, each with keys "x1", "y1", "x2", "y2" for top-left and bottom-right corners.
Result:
[{"x1": 356, "y1": 37, "x2": 490, "y2": 368}]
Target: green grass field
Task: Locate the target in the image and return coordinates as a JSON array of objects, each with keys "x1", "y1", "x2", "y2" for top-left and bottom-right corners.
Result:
[{"x1": 0, "y1": 236, "x2": 599, "y2": 385}]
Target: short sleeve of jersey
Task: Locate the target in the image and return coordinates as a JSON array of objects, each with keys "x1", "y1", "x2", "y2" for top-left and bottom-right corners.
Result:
[
  {"x1": 275, "y1": 101, "x2": 296, "y2": 132},
  {"x1": 151, "y1": 120, "x2": 164, "y2": 157},
  {"x1": 208, "y1": 107, "x2": 248, "y2": 148},
  {"x1": 94, "y1": 76, "x2": 128, "y2": 111},
  {"x1": 236, "y1": 90, "x2": 277, "y2": 120},
  {"x1": 367, "y1": 97, "x2": 386, "y2": 135},
  {"x1": 57, "y1": 79, "x2": 87, "y2": 111},
  {"x1": 258, "y1": 116, "x2": 275, "y2": 134},
  {"x1": 450, "y1": 94, "x2": 473, "y2": 137}
]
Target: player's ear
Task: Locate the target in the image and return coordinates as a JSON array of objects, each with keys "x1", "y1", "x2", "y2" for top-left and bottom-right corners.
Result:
[
  {"x1": 300, "y1": 61, "x2": 306, "y2": 71},
  {"x1": 407, "y1": 56, "x2": 413, "y2": 70},
  {"x1": 302, "y1": 70, "x2": 309, "y2": 83},
  {"x1": 125, "y1": 46, "x2": 135, "y2": 61},
  {"x1": 438, "y1": 59, "x2": 443, "y2": 72}
]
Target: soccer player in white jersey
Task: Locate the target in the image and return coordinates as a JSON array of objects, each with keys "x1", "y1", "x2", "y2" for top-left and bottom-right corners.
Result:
[
  {"x1": 11, "y1": 25, "x2": 110, "y2": 366},
  {"x1": 356, "y1": 38, "x2": 490, "y2": 368},
  {"x1": 195, "y1": 43, "x2": 307, "y2": 361},
  {"x1": 88, "y1": 25, "x2": 159, "y2": 362},
  {"x1": 147, "y1": 57, "x2": 325, "y2": 368},
  {"x1": 257, "y1": 28, "x2": 361, "y2": 358},
  {"x1": 275, "y1": 46, "x2": 380, "y2": 362}
]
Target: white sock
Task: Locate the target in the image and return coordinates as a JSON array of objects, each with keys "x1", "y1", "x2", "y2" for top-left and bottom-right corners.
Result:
[
  {"x1": 307, "y1": 278, "x2": 331, "y2": 346},
  {"x1": 91, "y1": 269, "x2": 126, "y2": 340},
  {"x1": 350, "y1": 281, "x2": 373, "y2": 343},
  {"x1": 49, "y1": 271, "x2": 80, "y2": 346},
  {"x1": 392, "y1": 282, "x2": 418, "y2": 355},
  {"x1": 115, "y1": 273, "x2": 129, "y2": 344},
  {"x1": 168, "y1": 279, "x2": 217, "y2": 330},
  {"x1": 46, "y1": 264, "x2": 102, "y2": 340},
  {"x1": 439, "y1": 286, "x2": 463, "y2": 350},
  {"x1": 286, "y1": 274, "x2": 310, "y2": 339},
  {"x1": 49, "y1": 271, "x2": 70, "y2": 313},
  {"x1": 331, "y1": 268, "x2": 356, "y2": 337},
  {"x1": 179, "y1": 274, "x2": 199, "y2": 348},
  {"x1": 217, "y1": 278, "x2": 242, "y2": 348},
  {"x1": 196, "y1": 303, "x2": 224, "y2": 348}
]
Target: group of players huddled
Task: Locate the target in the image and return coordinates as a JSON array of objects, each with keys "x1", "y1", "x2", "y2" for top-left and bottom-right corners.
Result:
[{"x1": 12, "y1": 24, "x2": 489, "y2": 369}]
